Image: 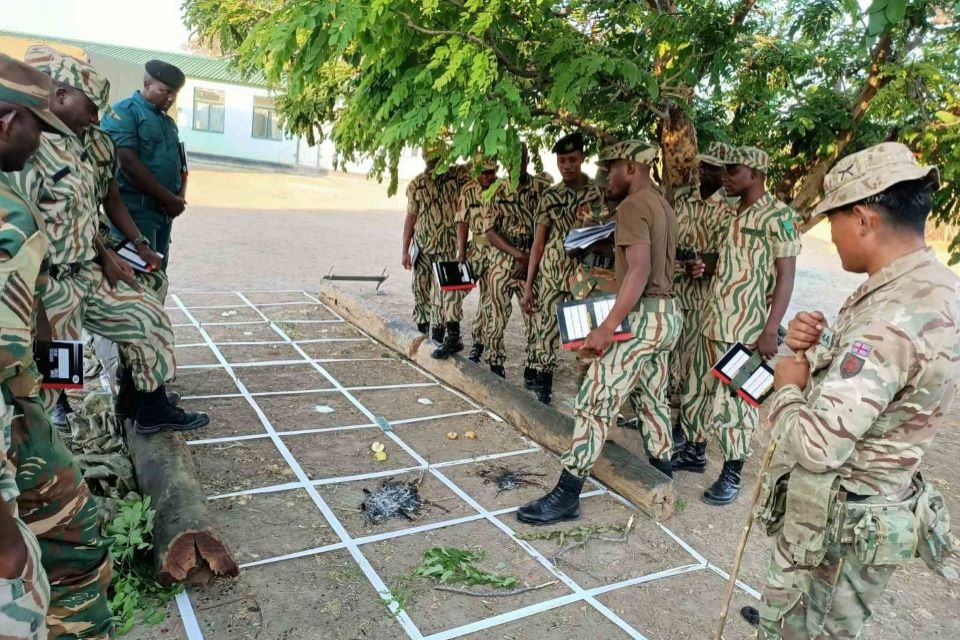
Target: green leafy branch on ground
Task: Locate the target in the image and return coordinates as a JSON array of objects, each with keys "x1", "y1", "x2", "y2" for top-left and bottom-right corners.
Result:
[
  {"x1": 106, "y1": 495, "x2": 182, "y2": 635},
  {"x1": 381, "y1": 546, "x2": 557, "y2": 617}
]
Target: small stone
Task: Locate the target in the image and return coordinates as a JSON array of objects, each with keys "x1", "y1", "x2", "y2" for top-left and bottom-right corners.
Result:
[
  {"x1": 464, "y1": 431, "x2": 477, "y2": 439},
  {"x1": 417, "y1": 398, "x2": 433, "y2": 405},
  {"x1": 315, "y1": 405, "x2": 335, "y2": 413},
  {"x1": 446, "y1": 432, "x2": 459, "y2": 440}
]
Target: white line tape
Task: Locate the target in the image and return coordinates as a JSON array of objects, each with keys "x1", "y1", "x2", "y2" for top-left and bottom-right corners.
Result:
[
  {"x1": 175, "y1": 591, "x2": 204, "y2": 640},
  {"x1": 173, "y1": 294, "x2": 425, "y2": 638},
  {"x1": 707, "y1": 563, "x2": 762, "y2": 601}
]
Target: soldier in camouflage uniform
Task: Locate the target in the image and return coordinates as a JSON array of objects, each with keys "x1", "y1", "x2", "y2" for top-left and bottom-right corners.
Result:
[
  {"x1": 522, "y1": 132, "x2": 610, "y2": 404},
  {"x1": 518, "y1": 141, "x2": 681, "y2": 525},
  {"x1": 0, "y1": 53, "x2": 112, "y2": 640},
  {"x1": 16, "y1": 47, "x2": 207, "y2": 436},
  {"x1": 0, "y1": 53, "x2": 64, "y2": 640},
  {"x1": 675, "y1": 147, "x2": 800, "y2": 506},
  {"x1": 669, "y1": 142, "x2": 736, "y2": 447},
  {"x1": 483, "y1": 145, "x2": 552, "y2": 380},
  {"x1": 755, "y1": 143, "x2": 959, "y2": 639},
  {"x1": 453, "y1": 159, "x2": 498, "y2": 365},
  {"x1": 402, "y1": 148, "x2": 471, "y2": 348}
]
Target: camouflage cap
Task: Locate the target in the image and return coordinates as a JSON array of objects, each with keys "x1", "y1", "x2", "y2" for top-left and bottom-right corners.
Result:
[
  {"x1": 724, "y1": 146, "x2": 769, "y2": 173},
  {"x1": 24, "y1": 45, "x2": 113, "y2": 116},
  {"x1": 552, "y1": 131, "x2": 584, "y2": 155},
  {"x1": 812, "y1": 142, "x2": 940, "y2": 217},
  {"x1": 698, "y1": 141, "x2": 733, "y2": 167},
  {"x1": 599, "y1": 140, "x2": 659, "y2": 166},
  {"x1": 0, "y1": 53, "x2": 73, "y2": 137}
]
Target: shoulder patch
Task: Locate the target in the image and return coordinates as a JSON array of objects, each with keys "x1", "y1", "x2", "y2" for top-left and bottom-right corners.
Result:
[
  {"x1": 850, "y1": 341, "x2": 872, "y2": 358},
  {"x1": 839, "y1": 353, "x2": 865, "y2": 378},
  {"x1": 778, "y1": 218, "x2": 796, "y2": 237}
]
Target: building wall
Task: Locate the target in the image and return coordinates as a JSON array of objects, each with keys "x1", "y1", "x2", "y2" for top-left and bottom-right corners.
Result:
[{"x1": 174, "y1": 78, "x2": 304, "y2": 166}]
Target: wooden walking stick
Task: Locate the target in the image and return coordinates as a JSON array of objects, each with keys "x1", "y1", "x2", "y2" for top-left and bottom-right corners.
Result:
[{"x1": 713, "y1": 350, "x2": 803, "y2": 640}]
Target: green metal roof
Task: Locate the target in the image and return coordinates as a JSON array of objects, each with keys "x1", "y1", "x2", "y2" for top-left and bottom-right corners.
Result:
[{"x1": 0, "y1": 29, "x2": 267, "y2": 87}]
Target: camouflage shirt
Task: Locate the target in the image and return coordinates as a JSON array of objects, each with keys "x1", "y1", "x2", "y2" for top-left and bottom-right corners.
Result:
[
  {"x1": 535, "y1": 176, "x2": 610, "y2": 290},
  {"x1": 406, "y1": 164, "x2": 471, "y2": 256},
  {"x1": 1, "y1": 401, "x2": 15, "y2": 505},
  {"x1": 770, "y1": 248, "x2": 960, "y2": 496},
  {"x1": 702, "y1": 192, "x2": 801, "y2": 344},
  {"x1": 455, "y1": 180, "x2": 490, "y2": 242},
  {"x1": 672, "y1": 186, "x2": 736, "y2": 311},
  {"x1": 483, "y1": 173, "x2": 552, "y2": 251},
  {"x1": 15, "y1": 130, "x2": 101, "y2": 266},
  {"x1": 87, "y1": 127, "x2": 117, "y2": 239}
]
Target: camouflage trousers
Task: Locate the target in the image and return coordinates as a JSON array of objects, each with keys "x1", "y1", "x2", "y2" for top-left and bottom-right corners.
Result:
[
  {"x1": 482, "y1": 253, "x2": 534, "y2": 368},
  {"x1": 560, "y1": 305, "x2": 682, "y2": 477},
  {"x1": 2, "y1": 401, "x2": 50, "y2": 640},
  {"x1": 137, "y1": 270, "x2": 169, "y2": 305},
  {"x1": 411, "y1": 251, "x2": 464, "y2": 326},
  {"x1": 41, "y1": 261, "x2": 176, "y2": 397},
  {"x1": 758, "y1": 534, "x2": 896, "y2": 639},
  {"x1": 464, "y1": 247, "x2": 492, "y2": 345},
  {"x1": 678, "y1": 333, "x2": 758, "y2": 460},
  {"x1": 527, "y1": 279, "x2": 568, "y2": 373},
  {"x1": 9, "y1": 392, "x2": 113, "y2": 639},
  {"x1": 669, "y1": 305, "x2": 701, "y2": 402}
]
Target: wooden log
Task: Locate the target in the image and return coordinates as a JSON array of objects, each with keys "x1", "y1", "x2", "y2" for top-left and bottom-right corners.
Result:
[
  {"x1": 318, "y1": 282, "x2": 675, "y2": 520},
  {"x1": 124, "y1": 422, "x2": 239, "y2": 585}
]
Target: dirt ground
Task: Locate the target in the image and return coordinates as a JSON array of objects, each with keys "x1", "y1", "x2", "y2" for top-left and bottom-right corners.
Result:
[{"x1": 125, "y1": 167, "x2": 959, "y2": 640}]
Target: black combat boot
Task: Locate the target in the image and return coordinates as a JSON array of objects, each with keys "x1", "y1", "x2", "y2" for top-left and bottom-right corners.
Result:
[
  {"x1": 523, "y1": 367, "x2": 538, "y2": 390},
  {"x1": 536, "y1": 371, "x2": 553, "y2": 405},
  {"x1": 702, "y1": 459, "x2": 744, "y2": 506},
  {"x1": 489, "y1": 364, "x2": 505, "y2": 378},
  {"x1": 649, "y1": 457, "x2": 674, "y2": 478},
  {"x1": 431, "y1": 322, "x2": 463, "y2": 359},
  {"x1": 430, "y1": 325, "x2": 446, "y2": 344},
  {"x1": 671, "y1": 422, "x2": 687, "y2": 453},
  {"x1": 672, "y1": 441, "x2": 707, "y2": 473},
  {"x1": 114, "y1": 366, "x2": 138, "y2": 421},
  {"x1": 516, "y1": 469, "x2": 585, "y2": 525},
  {"x1": 117, "y1": 366, "x2": 180, "y2": 420},
  {"x1": 135, "y1": 385, "x2": 210, "y2": 435},
  {"x1": 417, "y1": 322, "x2": 429, "y2": 335},
  {"x1": 468, "y1": 343, "x2": 484, "y2": 363},
  {"x1": 51, "y1": 392, "x2": 73, "y2": 432}
]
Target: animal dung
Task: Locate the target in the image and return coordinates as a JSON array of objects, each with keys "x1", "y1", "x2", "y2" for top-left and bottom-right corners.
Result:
[
  {"x1": 464, "y1": 431, "x2": 477, "y2": 439},
  {"x1": 446, "y1": 432, "x2": 459, "y2": 440}
]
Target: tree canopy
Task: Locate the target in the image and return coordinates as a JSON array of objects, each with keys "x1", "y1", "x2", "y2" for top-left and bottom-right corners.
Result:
[{"x1": 183, "y1": 0, "x2": 960, "y2": 257}]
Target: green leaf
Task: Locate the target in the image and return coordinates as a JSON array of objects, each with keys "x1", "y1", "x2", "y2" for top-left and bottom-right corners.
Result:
[
  {"x1": 884, "y1": 0, "x2": 906, "y2": 24},
  {"x1": 645, "y1": 75, "x2": 660, "y2": 101}
]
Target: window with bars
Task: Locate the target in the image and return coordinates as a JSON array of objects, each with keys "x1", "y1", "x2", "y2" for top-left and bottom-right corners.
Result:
[
  {"x1": 192, "y1": 88, "x2": 225, "y2": 133},
  {"x1": 251, "y1": 95, "x2": 283, "y2": 141}
]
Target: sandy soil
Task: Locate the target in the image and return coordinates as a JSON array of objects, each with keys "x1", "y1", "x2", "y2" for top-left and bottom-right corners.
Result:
[{"x1": 125, "y1": 166, "x2": 958, "y2": 640}]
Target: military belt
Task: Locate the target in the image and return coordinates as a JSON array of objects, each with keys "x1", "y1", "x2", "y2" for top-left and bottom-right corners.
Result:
[
  {"x1": 49, "y1": 263, "x2": 82, "y2": 279},
  {"x1": 503, "y1": 233, "x2": 532, "y2": 250},
  {"x1": 631, "y1": 297, "x2": 677, "y2": 314}
]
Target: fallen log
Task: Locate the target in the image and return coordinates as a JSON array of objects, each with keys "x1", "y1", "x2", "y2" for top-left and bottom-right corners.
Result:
[
  {"x1": 318, "y1": 282, "x2": 675, "y2": 520},
  {"x1": 124, "y1": 421, "x2": 239, "y2": 585}
]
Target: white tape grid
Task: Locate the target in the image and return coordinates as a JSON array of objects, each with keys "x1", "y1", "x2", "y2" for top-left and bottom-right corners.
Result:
[
  {"x1": 166, "y1": 300, "x2": 325, "y2": 310},
  {"x1": 172, "y1": 319, "x2": 342, "y2": 327},
  {"x1": 179, "y1": 381, "x2": 448, "y2": 401},
  {"x1": 203, "y1": 446, "x2": 544, "y2": 501},
  {"x1": 179, "y1": 356, "x2": 421, "y2": 369},
  {"x1": 172, "y1": 290, "x2": 761, "y2": 640},
  {"x1": 235, "y1": 291, "x2": 661, "y2": 640},
  {"x1": 176, "y1": 337, "x2": 372, "y2": 348},
  {"x1": 171, "y1": 294, "x2": 426, "y2": 639}
]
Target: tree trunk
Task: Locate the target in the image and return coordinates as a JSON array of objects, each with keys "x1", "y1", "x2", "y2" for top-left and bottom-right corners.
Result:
[
  {"x1": 658, "y1": 102, "x2": 700, "y2": 200},
  {"x1": 789, "y1": 33, "x2": 893, "y2": 221},
  {"x1": 125, "y1": 423, "x2": 239, "y2": 586}
]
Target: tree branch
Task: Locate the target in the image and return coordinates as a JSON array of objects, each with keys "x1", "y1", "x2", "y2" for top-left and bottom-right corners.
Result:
[
  {"x1": 532, "y1": 108, "x2": 616, "y2": 143},
  {"x1": 790, "y1": 32, "x2": 894, "y2": 219},
  {"x1": 396, "y1": 11, "x2": 540, "y2": 79},
  {"x1": 732, "y1": 0, "x2": 758, "y2": 26}
]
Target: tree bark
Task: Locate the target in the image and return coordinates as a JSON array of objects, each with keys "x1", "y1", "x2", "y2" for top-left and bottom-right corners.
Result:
[{"x1": 125, "y1": 423, "x2": 239, "y2": 586}]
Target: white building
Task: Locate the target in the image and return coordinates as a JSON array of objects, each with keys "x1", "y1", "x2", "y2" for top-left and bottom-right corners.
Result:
[{"x1": 0, "y1": 29, "x2": 426, "y2": 179}]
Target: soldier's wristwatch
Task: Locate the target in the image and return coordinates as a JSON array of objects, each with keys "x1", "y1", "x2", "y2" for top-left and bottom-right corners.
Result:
[{"x1": 133, "y1": 235, "x2": 150, "y2": 247}]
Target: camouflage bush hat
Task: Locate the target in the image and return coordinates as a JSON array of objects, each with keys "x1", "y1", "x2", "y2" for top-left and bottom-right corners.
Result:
[
  {"x1": 24, "y1": 45, "x2": 114, "y2": 116},
  {"x1": 599, "y1": 140, "x2": 659, "y2": 166},
  {"x1": 725, "y1": 146, "x2": 769, "y2": 173},
  {"x1": 698, "y1": 141, "x2": 733, "y2": 167},
  {"x1": 0, "y1": 53, "x2": 73, "y2": 137},
  {"x1": 812, "y1": 142, "x2": 940, "y2": 217}
]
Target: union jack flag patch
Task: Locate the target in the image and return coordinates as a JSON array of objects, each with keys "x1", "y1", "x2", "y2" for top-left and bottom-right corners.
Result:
[{"x1": 850, "y1": 341, "x2": 872, "y2": 358}]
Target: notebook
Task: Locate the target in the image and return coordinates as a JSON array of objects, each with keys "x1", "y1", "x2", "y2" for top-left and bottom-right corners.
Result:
[
  {"x1": 433, "y1": 261, "x2": 476, "y2": 291},
  {"x1": 710, "y1": 342, "x2": 774, "y2": 407},
  {"x1": 557, "y1": 294, "x2": 631, "y2": 350},
  {"x1": 563, "y1": 221, "x2": 616, "y2": 251},
  {"x1": 34, "y1": 340, "x2": 84, "y2": 390},
  {"x1": 115, "y1": 241, "x2": 163, "y2": 273}
]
